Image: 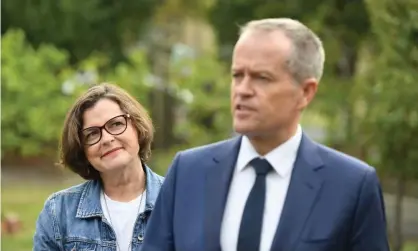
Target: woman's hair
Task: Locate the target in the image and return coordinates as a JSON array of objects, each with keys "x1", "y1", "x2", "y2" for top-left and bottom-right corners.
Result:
[{"x1": 59, "y1": 83, "x2": 154, "y2": 180}]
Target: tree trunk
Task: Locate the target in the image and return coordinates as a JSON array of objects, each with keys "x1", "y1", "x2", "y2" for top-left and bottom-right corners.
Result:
[
  {"x1": 339, "y1": 45, "x2": 357, "y2": 151},
  {"x1": 392, "y1": 174, "x2": 406, "y2": 251},
  {"x1": 146, "y1": 22, "x2": 179, "y2": 150}
]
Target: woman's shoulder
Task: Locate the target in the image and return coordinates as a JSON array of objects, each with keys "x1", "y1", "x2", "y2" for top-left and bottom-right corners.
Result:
[{"x1": 43, "y1": 180, "x2": 95, "y2": 206}]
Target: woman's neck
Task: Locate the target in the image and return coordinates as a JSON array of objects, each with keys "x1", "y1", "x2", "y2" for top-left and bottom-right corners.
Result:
[{"x1": 101, "y1": 160, "x2": 146, "y2": 202}]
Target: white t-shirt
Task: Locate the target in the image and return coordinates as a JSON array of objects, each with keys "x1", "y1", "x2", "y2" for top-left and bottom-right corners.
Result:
[{"x1": 100, "y1": 191, "x2": 146, "y2": 251}]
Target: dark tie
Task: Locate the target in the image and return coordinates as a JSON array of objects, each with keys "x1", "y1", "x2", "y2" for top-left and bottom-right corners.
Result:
[{"x1": 237, "y1": 157, "x2": 273, "y2": 251}]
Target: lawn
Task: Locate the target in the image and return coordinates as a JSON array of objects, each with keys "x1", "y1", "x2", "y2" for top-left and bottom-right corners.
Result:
[
  {"x1": 2, "y1": 182, "x2": 418, "y2": 251},
  {"x1": 1, "y1": 182, "x2": 76, "y2": 251}
]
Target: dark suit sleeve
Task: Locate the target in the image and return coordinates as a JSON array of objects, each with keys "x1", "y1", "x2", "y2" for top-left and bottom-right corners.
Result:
[
  {"x1": 142, "y1": 152, "x2": 181, "y2": 251},
  {"x1": 350, "y1": 168, "x2": 390, "y2": 251}
]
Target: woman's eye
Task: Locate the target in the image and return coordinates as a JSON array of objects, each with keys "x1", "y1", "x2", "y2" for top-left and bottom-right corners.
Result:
[
  {"x1": 111, "y1": 121, "x2": 123, "y2": 127},
  {"x1": 88, "y1": 131, "x2": 98, "y2": 137}
]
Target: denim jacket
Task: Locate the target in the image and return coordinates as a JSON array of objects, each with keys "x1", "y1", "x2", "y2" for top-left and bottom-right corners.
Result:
[{"x1": 33, "y1": 166, "x2": 164, "y2": 251}]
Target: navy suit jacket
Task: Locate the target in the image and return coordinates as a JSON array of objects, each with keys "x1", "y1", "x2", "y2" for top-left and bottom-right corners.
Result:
[{"x1": 142, "y1": 134, "x2": 390, "y2": 251}]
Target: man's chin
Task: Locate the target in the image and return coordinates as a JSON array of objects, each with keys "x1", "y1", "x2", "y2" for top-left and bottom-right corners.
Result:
[{"x1": 233, "y1": 124, "x2": 258, "y2": 136}]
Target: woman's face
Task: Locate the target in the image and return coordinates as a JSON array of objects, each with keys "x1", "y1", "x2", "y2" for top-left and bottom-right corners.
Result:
[{"x1": 82, "y1": 98, "x2": 140, "y2": 174}]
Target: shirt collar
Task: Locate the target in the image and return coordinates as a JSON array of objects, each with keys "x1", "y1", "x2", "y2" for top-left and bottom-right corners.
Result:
[{"x1": 236, "y1": 124, "x2": 303, "y2": 177}]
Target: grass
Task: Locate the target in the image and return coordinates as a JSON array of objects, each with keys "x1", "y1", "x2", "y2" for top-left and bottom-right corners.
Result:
[
  {"x1": 2, "y1": 181, "x2": 418, "y2": 251},
  {"x1": 1, "y1": 182, "x2": 76, "y2": 251}
]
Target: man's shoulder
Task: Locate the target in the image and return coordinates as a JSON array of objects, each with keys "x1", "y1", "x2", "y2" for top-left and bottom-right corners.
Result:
[
  {"x1": 314, "y1": 141, "x2": 376, "y2": 178},
  {"x1": 179, "y1": 137, "x2": 239, "y2": 159},
  {"x1": 168, "y1": 137, "x2": 240, "y2": 175}
]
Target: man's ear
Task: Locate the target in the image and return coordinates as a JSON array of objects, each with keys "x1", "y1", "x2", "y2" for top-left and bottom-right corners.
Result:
[{"x1": 298, "y1": 78, "x2": 318, "y2": 109}]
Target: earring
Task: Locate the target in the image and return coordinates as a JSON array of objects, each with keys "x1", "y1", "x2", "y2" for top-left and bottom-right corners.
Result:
[{"x1": 86, "y1": 166, "x2": 90, "y2": 176}]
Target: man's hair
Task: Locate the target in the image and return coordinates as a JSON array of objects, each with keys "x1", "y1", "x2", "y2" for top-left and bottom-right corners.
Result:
[
  {"x1": 239, "y1": 18, "x2": 325, "y2": 83},
  {"x1": 59, "y1": 83, "x2": 154, "y2": 180}
]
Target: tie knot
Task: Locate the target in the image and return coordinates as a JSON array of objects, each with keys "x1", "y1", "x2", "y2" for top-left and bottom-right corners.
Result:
[{"x1": 250, "y1": 158, "x2": 272, "y2": 176}]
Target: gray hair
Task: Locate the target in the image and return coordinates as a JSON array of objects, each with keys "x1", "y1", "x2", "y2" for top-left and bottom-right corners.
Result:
[{"x1": 239, "y1": 18, "x2": 325, "y2": 84}]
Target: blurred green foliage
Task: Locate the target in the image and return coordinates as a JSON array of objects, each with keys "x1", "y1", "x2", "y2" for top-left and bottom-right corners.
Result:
[
  {"x1": 1, "y1": 28, "x2": 232, "y2": 160},
  {"x1": 363, "y1": 0, "x2": 418, "y2": 178},
  {"x1": 2, "y1": 0, "x2": 417, "y2": 183},
  {"x1": 1, "y1": 30, "x2": 77, "y2": 157},
  {"x1": 1, "y1": 0, "x2": 418, "y2": 248},
  {"x1": 208, "y1": 0, "x2": 372, "y2": 149},
  {"x1": 169, "y1": 54, "x2": 231, "y2": 146},
  {"x1": 1, "y1": 0, "x2": 158, "y2": 64}
]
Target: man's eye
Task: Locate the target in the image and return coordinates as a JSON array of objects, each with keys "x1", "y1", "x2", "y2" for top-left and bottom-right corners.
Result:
[
  {"x1": 232, "y1": 72, "x2": 243, "y2": 78},
  {"x1": 256, "y1": 75, "x2": 269, "y2": 81}
]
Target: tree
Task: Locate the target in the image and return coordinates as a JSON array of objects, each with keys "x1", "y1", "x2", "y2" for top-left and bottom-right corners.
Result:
[
  {"x1": 207, "y1": 0, "x2": 372, "y2": 154},
  {"x1": 1, "y1": 29, "x2": 155, "y2": 160},
  {"x1": 137, "y1": 0, "x2": 216, "y2": 150},
  {"x1": 1, "y1": 0, "x2": 159, "y2": 64},
  {"x1": 1, "y1": 27, "x2": 232, "y2": 165},
  {"x1": 1, "y1": 29, "x2": 77, "y2": 157},
  {"x1": 362, "y1": 0, "x2": 418, "y2": 250},
  {"x1": 169, "y1": 53, "x2": 231, "y2": 146}
]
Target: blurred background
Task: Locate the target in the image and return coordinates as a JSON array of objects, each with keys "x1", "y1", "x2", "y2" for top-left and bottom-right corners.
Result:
[{"x1": 1, "y1": 0, "x2": 417, "y2": 250}]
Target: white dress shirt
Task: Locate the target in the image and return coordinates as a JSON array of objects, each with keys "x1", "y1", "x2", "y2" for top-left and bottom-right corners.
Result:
[{"x1": 220, "y1": 125, "x2": 302, "y2": 251}]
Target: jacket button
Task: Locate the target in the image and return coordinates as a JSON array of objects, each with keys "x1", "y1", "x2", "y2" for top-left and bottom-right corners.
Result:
[{"x1": 138, "y1": 235, "x2": 144, "y2": 242}]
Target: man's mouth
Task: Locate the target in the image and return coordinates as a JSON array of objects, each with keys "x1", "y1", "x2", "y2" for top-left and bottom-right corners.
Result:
[{"x1": 236, "y1": 104, "x2": 254, "y2": 111}]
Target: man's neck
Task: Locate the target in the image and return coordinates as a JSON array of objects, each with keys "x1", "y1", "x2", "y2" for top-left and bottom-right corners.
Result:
[{"x1": 248, "y1": 125, "x2": 299, "y2": 156}]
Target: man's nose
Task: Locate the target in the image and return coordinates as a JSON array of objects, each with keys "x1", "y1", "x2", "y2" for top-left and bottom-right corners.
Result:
[{"x1": 235, "y1": 76, "x2": 254, "y2": 96}]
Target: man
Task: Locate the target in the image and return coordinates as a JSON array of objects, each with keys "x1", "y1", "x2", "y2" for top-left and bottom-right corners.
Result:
[{"x1": 142, "y1": 18, "x2": 390, "y2": 251}]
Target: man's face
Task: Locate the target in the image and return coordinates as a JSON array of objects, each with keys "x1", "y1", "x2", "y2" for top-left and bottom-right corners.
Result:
[{"x1": 231, "y1": 30, "x2": 316, "y2": 137}]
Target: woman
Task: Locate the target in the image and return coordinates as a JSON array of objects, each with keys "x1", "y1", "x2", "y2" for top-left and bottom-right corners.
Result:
[{"x1": 33, "y1": 83, "x2": 164, "y2": 251}]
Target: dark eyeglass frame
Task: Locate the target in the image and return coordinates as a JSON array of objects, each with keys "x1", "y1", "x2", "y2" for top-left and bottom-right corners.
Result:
[{"x1": 81, "y1": 114, "x2": 131, "y2": 146}]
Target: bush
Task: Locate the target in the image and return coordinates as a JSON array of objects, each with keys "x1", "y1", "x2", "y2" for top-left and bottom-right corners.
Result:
[
  {"x1": 1, "y1": 29, "x2": 233, "y2": 166},
  {"x1": 2, "y1": 29, "x2": 78, "y2": 157}
]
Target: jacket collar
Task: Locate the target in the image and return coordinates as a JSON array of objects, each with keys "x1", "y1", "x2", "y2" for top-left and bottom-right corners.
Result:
[
  {"x1": 76, "y1": 165, "x2": 163, "y2": 218},
  {"x1": 204, "y1": 132, "x2": 324, "y2": 251}
]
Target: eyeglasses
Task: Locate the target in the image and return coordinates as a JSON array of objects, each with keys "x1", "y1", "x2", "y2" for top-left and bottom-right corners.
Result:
[{"x1": 81, "y1": 114, "x2": 130, "y2": 146}]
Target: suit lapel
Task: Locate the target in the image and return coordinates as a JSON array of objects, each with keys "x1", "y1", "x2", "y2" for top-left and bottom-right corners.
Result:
[
  {"x1": 204, "y1": 137, "x2": 242, "y2": 251},
  {"x1": 270, "y1": 134, "x2": 324, "y2": 251}
]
